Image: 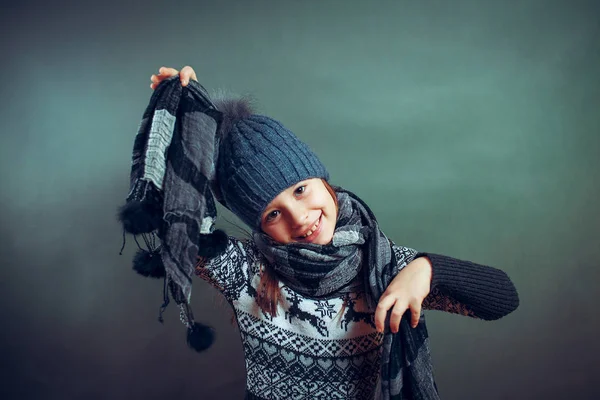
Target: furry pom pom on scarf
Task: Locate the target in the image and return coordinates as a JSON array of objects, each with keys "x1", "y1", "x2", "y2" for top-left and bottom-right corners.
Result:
[{"x1": 118, "y1": 76, "x2": 227, "y2": 350}]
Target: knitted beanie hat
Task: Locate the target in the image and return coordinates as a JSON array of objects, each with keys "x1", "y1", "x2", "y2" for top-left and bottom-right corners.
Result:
[{"x1": 214, "y1": 98, "x2": 329, "y2": 229}]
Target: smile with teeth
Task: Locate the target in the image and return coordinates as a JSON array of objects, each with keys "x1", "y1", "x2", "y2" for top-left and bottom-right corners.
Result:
[{"x1": 300, "y1": 216, "x2": 321, "y2": 238}]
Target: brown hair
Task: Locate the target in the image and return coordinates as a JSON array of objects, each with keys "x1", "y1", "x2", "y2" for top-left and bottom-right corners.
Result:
[{"x1": 256, "y1": 180, "x2": 339, "y2": 317}]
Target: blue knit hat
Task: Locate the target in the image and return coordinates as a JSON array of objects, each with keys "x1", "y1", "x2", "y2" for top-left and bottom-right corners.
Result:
[{"x1": 214, "y1": 98, "x2": 329, "y2": 229}]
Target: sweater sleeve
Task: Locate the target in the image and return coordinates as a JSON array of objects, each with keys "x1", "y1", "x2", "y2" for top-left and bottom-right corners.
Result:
[
  {"x1": 195, "y1": 236, "x2": 258, "y2": 302},
  {"x1": 416, "y1": 252, "x2": 520, "y2": 320}
]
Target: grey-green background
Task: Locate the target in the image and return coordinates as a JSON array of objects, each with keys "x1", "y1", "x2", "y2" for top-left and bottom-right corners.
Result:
[{"x1": 1, "y1": 0, "x2": 598, "y2": 399}]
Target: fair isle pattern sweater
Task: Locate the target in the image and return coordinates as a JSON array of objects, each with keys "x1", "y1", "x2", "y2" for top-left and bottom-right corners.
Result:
[{"x1": 195, "y1": 238, "x2": 519, "y2": 400}]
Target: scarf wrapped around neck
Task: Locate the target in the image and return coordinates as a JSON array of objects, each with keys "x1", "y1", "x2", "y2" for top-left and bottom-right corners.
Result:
[{"x1": 254, "y1": 188, "x2": 440, "y2": 400}]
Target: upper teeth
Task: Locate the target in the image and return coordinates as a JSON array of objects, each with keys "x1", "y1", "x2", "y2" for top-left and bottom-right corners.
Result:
[{"x1": 301, "y1": 218, "x2": 320, "y2": 238}]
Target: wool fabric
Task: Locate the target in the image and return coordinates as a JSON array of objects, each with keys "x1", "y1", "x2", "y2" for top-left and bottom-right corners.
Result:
[
  {"x1": 255, "y1": 188, "x2": 440, "y2": 399},
  {"x1": 217, "y1": 114, "x2": 329, "y2": 229}
]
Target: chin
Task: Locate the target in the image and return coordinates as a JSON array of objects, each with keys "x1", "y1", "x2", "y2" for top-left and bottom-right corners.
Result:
[
  {"x1": 316, "y1": 237, "x2": 333, "y2": 245},
  {"x1": 315, "y1": 222, "x2": 335, "y2": 245}
]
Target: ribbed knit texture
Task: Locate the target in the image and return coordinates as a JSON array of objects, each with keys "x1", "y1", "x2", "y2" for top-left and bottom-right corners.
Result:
[
  {"x1": 217, "y1": 115, "x2": 329, "y2": 229},
  {"x1": 416, "y1": 252, "x2": 520, "y2": 320},
  {"x1": 196, "y1": 239, "x2": 520, "y2": 399}
]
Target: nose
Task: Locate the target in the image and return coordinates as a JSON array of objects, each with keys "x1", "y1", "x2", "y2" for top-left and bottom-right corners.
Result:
[{"x1": 289, "y1": 205, "x2": 309, "y2": 228}]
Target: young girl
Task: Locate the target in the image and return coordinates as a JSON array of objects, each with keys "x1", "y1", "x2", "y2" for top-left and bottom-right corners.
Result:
[{"x1": 122, "y1": 66, "x2": 519, "y2": 400}]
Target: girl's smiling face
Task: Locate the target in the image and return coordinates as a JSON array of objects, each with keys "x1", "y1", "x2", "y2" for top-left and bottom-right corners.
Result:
[{"x1": 260, "y1": 178, "x2": 337, "y2": 245}]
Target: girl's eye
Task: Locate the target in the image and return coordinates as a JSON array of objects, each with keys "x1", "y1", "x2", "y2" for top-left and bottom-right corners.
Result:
[
  {"x1": 295, "y1": 185, "x2": 306, "y2": 196},
  {"x1": 266, "y1": 210, "x2": 280, "y2": 222}
]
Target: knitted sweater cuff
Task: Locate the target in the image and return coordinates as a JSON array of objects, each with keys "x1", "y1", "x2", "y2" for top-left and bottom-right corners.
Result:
[{"x1": 414, "y1": 252, "x2": 520, "y2": 320}]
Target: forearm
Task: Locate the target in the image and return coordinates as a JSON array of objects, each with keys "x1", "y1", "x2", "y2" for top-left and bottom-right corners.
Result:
[{"x1": 416, "y1": 252, "x2": 520, "y2": 320}]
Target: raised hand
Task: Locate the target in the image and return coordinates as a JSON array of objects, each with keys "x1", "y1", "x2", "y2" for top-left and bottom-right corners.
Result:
[{"x1": 150, "y1": 66, "x2": 198, "y2": 90}]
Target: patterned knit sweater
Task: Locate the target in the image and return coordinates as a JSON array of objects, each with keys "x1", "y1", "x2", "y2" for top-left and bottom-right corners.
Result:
[{"x1": 195, "y1": 237, "x2": 519, "y2": 400}]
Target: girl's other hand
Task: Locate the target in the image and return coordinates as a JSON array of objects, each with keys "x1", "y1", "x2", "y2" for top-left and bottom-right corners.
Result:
[
  {"x1": 150, "y1": 66, "x2": 198, "y2": 90},
  {"x1": 374, "y1": 257, "x2": 432, "y2": 333}
]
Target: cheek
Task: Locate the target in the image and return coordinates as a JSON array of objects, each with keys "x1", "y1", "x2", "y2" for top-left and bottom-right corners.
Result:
[
  {"x1": 262, "y1": 224, "x2": 278, "y2": 237},
  {"x1": 263, "y1": 222, "x2": 291, "y2": 243},
  {"x1": 326, "y1": 195, "x2": 337, "y2": 218},
  {"x1": 327, "y1": 203, "x2": 338, "y2": 232}
]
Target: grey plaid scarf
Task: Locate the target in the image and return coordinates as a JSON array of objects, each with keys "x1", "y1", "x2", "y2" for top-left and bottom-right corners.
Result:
[
  {"x1": 121, "y1": 76, "x2": 221, "y2": 321},
  {"x1": 254, "y1": 188, "x2": 440, "y2": 400}
]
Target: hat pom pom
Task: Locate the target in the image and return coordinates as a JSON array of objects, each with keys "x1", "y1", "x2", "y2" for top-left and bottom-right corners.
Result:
[
  {"x1": 197, "y1": 229, "x2": 229, "y2": 258},
  {"x1": 118, "y1": 200, "x2": 163, "y2": 235},
  {"x1": 212, "y1": 94, "x2": 255, "y2": 138},
  {"x1": 187, "y1": 322, "x2": 215, "y2": 352},
  {"x1": 132, "y1": 249, "x2": 165, "y2": 278}
]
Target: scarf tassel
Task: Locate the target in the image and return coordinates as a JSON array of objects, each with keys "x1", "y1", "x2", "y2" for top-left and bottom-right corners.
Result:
[
  {"x1": 118, "y1": 180, "x2": 164, "y2": 235},
  {"x1": 168, "y1": 278, "x2": 216, "y2": 352},
  {"x1": 132, "y1": 248, "x2": 165, "y2": 278},
  {"x1": 187, "y1": 321, "x2": 215, "y2": 352}
]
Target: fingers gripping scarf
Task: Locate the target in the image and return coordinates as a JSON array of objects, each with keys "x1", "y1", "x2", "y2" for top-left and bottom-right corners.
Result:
[
  {"x1": 254, "y1": 188, "x2": 440, "y2": 400},
  {"x1": 119, "y1": 76, "x2": 225, "y2": 349}
]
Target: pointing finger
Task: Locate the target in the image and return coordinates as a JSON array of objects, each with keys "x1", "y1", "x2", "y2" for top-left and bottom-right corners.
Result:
[
  {"x1": 389, "y1": 300, "x2": 408, "y2": 334},
  {"x1": 411, "y1": 302, "x2": 422, "y2": 328},
  {"x1": 375, "y1": 295, "x2": 396, "y2": 333}
]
